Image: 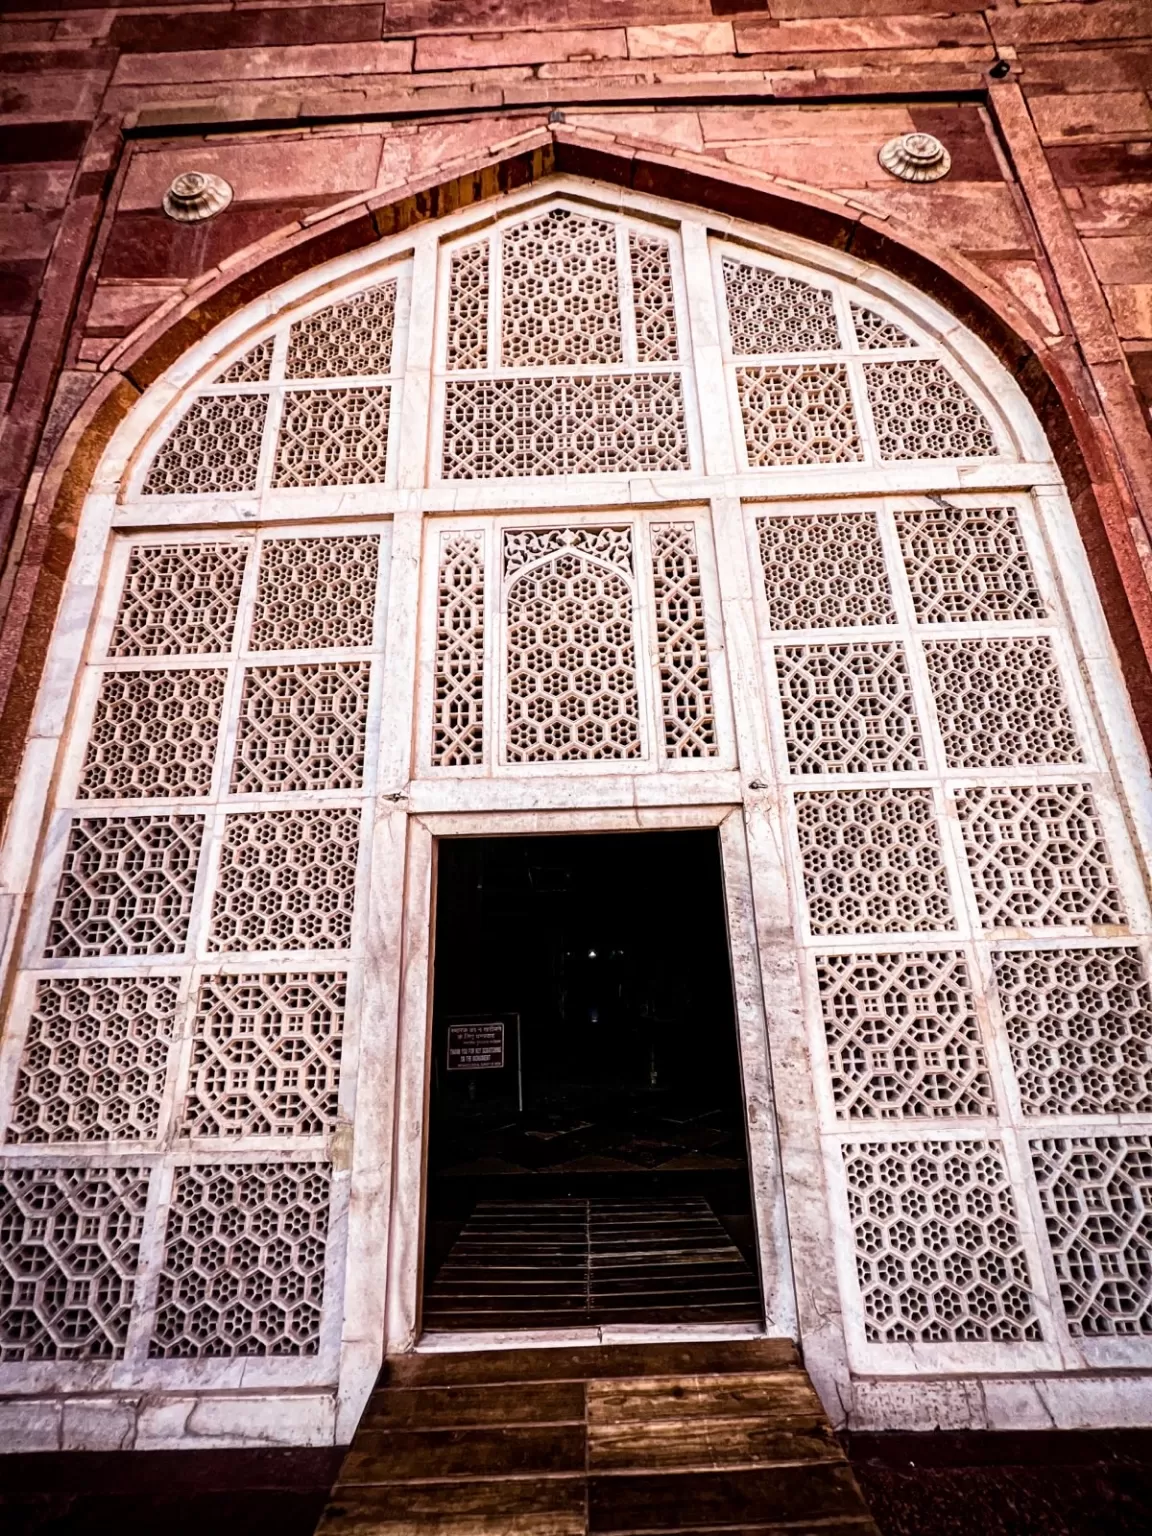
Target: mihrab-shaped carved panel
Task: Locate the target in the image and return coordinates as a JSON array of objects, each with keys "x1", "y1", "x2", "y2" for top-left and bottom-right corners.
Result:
[
  {"x1": 7, "y1": 977, "x2": 178, "y2": 1144},
  {"x1": 109, "y1": 544, "x2": 248, "y2": 659},
  {"x1": 844, "y1": 1138, "x2": 1041, "y2": 1344},
  {"x1": 996, "y1": 947, "x2": 1152, "y2": 1116},
  {"x1": 1031, "y1": 1135, "x2": 1152, "y2": 1337},
  {"x1": 79, "y1": 668, "x2": 227, "y2": 800},
  {"x1": 45, "y1": 815, "x2": 204, "y2": 959},
  {"x1": 774, "y1": 641, "x2": 925, "y2": 775},
  {"x1": 149, "y1": 1162, "x2": 330, "y2": 1357},
  {"x1": 0, "y1": 1166, "x2": 149, "y2": 1360},
  {"x1": 182, "y1": 972, "x2": 344, "y2": 1138},
  {"x1": 757, "y1": 511, "x2": 895, "y2": 631},
  {"x1": 817, "y1": 951, "x2": 993, "y2": 1120}
]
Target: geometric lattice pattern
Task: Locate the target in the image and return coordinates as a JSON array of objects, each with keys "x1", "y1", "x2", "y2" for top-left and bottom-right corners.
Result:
[
  {"x1": 44, "y1": 815, "x2": 204, "y2": 959},
  {"x1": 757, "y1": 512, "x2": 895, "y2": 631},
  {"x1": 774, "y1": 641, "x2": 925, "y2": 774},
  {"x1": 957, "y1": 784, "x2": 1125, "y2": 930},
  {"x1": 230, "y1": 663, "x2": 371, "y2": 794},
  {"x1": 271, "y1": 387, "x2": 390, "y2": 488},
  {"x1": 505, "y1": 549, "x2": 642, "y2": 762},
  {"x1": 737, "y1": 364, "x2": 863, "y2": 467},
  {"x1": 285, "y1": 282, "x2": 397, "y2": 380},
  {"x1": 0, "y1": 1166, "x2": 149, "y2": 1361},
  {"x1": 79, "y1": 668, "x2": 227, "y2": 799},
  {"x1": 108, "y1": 543, "x2": 248, "y2": 659},
  {"x1": 182, "y1": 972, "x2": 345, "y2": 1138},
  {"x1": 504, "y1": 526, "x2": 632, "y2": 578},
  {"x1": 142, "y1": 395, "x2": 268, "y2": 496},
  {"x1": 650, "y1": 523, "x2": 716, "y2": 758},
  {"x1": 446, "y1": 243, "x2": 489, "y2": 371},
  {"x1": 894, "y1": 505, "x2": 1044, "y2": 625},
  {"x1": 149, "y1": 1162, "x2": 330, "y2": 1357},
  {"x1": 722, "y1": 259, "x2": 840, "y2": 355},
  {"x1": 501, "y1": 209, "x2": 622, "y2": 367},
  {"x1": 251, "y1": 536, "x2": 379, "y2": 652},
  {"x1": 851, "y1": 304, "x2": 916, "y2": 351},
  {"x1": 432, "y1": 532, "x2": 485, "y2": 767},
  {"x1": 209, "y1": 808, "x2": 360, "y2": 952},
  {"x1": 817, "y1": 951, "x2": 993, "y2": 1120},
  {"x1": 217, "y1": 339, "x2": 273, "y2": 384},
  {"x1": 866, "y1": 360, "x2": 997, "y2": 460},
  {"x1": 795, "y1": 788, "x2": 954, "y2": 935},
  {"x1": 844, "y1": 1139, "x2": 1040, "y2": 1343},
  {"x1": 924, "y1": 636, "x2": 1081, "y2": 769},
  {"x1": 6, "y1": 976, "x2": 178, "y2": 1143},
  {"x1": 442, "y1": 374, "x2": 690, "y2": 478},
  {"x1": 1031, "y1": 1136, "x2": 1152, "y2": 1337},
  {"x1": 630, "y1": 235, "x2": 678, "y2": 363},
  {"x1": 996, "y1": 947, "x2": 1152, "y2": 1116}
]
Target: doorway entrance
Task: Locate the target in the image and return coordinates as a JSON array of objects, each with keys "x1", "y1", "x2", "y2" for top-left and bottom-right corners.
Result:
[{"x1": 422, "y1": 830, "x2": 763, "y2": 1334}]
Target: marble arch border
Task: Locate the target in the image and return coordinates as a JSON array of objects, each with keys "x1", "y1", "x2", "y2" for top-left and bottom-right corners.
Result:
[{"x1": 6, "y1": 125, "x2": 1152, "y2": 841}]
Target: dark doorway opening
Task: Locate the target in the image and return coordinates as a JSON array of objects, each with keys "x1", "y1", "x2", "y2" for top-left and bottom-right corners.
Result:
[{"x1": 422, "y1": 830, "x2": 763, "y2": 1332}]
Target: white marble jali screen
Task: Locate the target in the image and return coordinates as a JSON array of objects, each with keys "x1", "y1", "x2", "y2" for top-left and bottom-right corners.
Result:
[
  {"x1": 752, "y1": 494, "x2": 1152, "y2": 1374},
  {"x1": 2, "y1": 183, "x2": 1152, "y2": 1444}
]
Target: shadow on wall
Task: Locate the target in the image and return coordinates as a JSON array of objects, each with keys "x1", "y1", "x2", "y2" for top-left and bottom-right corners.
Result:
[
  {"x1": 848, "y1": 1430, "x2": 1152, "y2": 1536},
  {"x1": 0, "y1": 1448, "x2": 344, "y2": 1536}
]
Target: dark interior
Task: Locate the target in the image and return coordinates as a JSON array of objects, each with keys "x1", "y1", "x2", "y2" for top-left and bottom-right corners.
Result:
[{"x1": 421, "y1": 830, "x2": 763, "y2": 1331}]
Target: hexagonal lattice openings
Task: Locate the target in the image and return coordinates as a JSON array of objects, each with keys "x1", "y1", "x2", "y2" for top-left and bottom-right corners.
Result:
[
  {"x1": 7, "y1": 977, "x2": 179, "y2": 1143},
  {"x1": 757, "y1": 511, "x2": 895, "y2": 631},
  {"x1": 149, "y1": 1162, "x2": 330, "y2": 1357},
  {"x1": 231, "y1": 663, "x2": 370, "y2": 794},
  {"x1": 142, "y1": 395, "x2": 268, "y2": 497},
  {"x1": 864, "y1": 360, "x2": 996, "y2": 460},
  {"x1": 79, "y1": 668, "x2": 227, "y2": 799},
  {"x1": 0, "y1": 1166, "x2": 148, "y2": 1360},
  {"x1": 924, "y1": 637, "x2": 1081, "y2": 769},
  {"x1": 1031, "y1": 1135, "x2": 1152, "y2": 1337},
  {"x1": 996, "y1": 947, "x2": 1152, "y2": 1116},
  {"x1": 843, "y1": 1138, "x2": 1040, "y2": 1344},
  {"x1": 108, "y1": 543, "x2": 248, "y2": 658},
  {"x1": 500, "y1": 207, "x2": 622, "y2": 367},
  {"x1": 774, "y1": 641, "x2": 925, "y2": 775}
]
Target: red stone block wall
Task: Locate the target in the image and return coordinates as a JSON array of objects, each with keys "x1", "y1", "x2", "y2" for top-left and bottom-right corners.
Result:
[{"x1": 0, "y1": 0, "x2": 1151, "y2": 821}]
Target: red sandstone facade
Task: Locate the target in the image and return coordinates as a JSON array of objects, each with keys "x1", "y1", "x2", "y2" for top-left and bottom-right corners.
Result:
[{"x1": 0, "y1": 2, "x2": 1150, "y2": 819}]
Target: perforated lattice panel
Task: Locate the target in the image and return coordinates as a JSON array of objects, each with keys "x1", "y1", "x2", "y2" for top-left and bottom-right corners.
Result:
[
  {"x1": 231, "y1": 663, "x2": 370, "y2": 794},
  {"x1": 817, "y1": 951, "x2": 993, "y2": 1120},
  {"x1": 737, "y1": 365, "x2": 862, "y2": 467},
  {"x1": 866, "y1": 360, "x2": 997, "y2": 460},
  {"x1": 504, "y1": 526, "x2": 633, "y2": 577},
  {"x1": 958, "y1": 784, "x2": 1125, "y2": 929},
  {"x1": 149, "y1": 1162, "x2": 330, "y2": 1357},
  {"x1": 996, "y1": 947, "x2": 1152, "y2": 1116},
  {"x1": 501, "y1": 209, "x2": 622, "y2": 367},
  {"x1": 844, "y1": 1139, "x2": 1040, "y2": 1343},
  {"x1": 796, "y1": 788, "x2": 954, "y2": 935},
  {"x1": 79, "y1": 669, "x2": 227, "y2": 800},
  {"x1": 924, "y1": 637, "x2": 1080, "y2": 769},
  {"x1": 109, "y1": 544, "x2": 247, "y2": 659},
  {"x1": 1031, "y1": 1136, "x2": 1152, "y2": 1337},
  {"x1": 630, "y1": 235, "x2": 679, "y2": 363},
  {"x1": 774, "y1": 641, "x2": 925, "y2": 775},
  {"x1": 506, "y1": 548, "x2": 642, "y2": 763},
  {"x1": 143, "y1": 395, "x2": 268, "y2": 496},
  {"x1": 443, "y1": 374, "x2": 690, "y2": 478},
  {"x1": 251, "y1": 536, "x2": 379, "y2": 652},
  {"x1": 446, "y1": 243, "x2": 489, "y2": 371},
  {"x1": 45, "y1": 815, "x2": 204, "y2": 959},
  {"x1": 894, "y1": 506, "x2": 1044, "y2": 625},
  {"x1": 851, "y1": 305, "x2": 915, "y2": 351},
  {"x1": 723, "y1": 259, "x2": 840, "y2": 354},
  {"x1": 182, "y1": 973, "x2": 344, "y2": 1138},
  {"x1": 209, "y1": 808, "x2": 360, "y2": 952},
  {"x1": 0, "y1": 1166, "x2": 148, "y2": 1360},
  {"x1": 6, "y1": 977, "x2": 178, "y2": 1144},
  {"x1": 650, "y1": 523, "x2": 716, "y2": 759},
  {"x1": 757, "y1": 512, "x2": 895, "y2": 631},
  {"x1": 432, "y1": 533, "x2": 485, "y2": 767},
  {"x1": 272, "y1": 387, "x2": 390, "y2": 488},
  {"x1": 285, "y1": 282, "x2": 397, "y2": 379},
  {"x1": 217, "y1": 339, "x2": 273, "y2": 384}
]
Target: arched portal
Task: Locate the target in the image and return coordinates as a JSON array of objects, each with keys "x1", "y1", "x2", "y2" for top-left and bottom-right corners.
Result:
[{"x1": 1, "y1": 178, "x2": 1151, "y2": 1446}]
